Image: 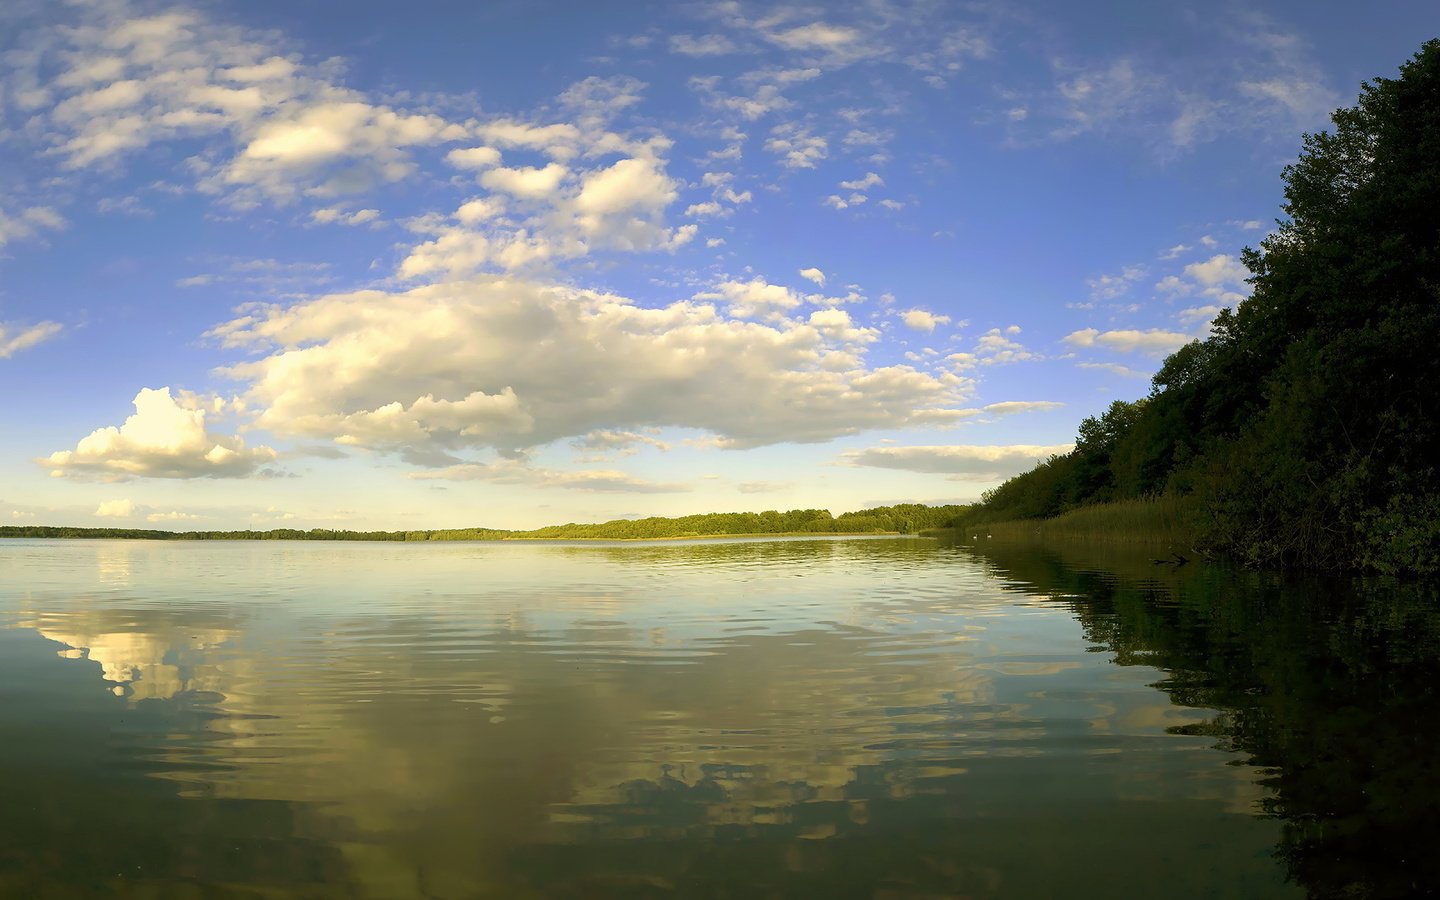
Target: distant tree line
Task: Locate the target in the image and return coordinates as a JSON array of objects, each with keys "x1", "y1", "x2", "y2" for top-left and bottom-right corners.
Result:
[
  {"x1": 0, "y1": 504, "x2": 967, "y2": 544},
  {"x1": 959, "y1": 40, "x2": 1440, "y2": 574}
]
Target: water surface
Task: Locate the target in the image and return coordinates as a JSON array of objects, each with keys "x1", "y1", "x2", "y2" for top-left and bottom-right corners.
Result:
[{"x1": 2, "y1": 536, "x2": 1434, "y2": 897}]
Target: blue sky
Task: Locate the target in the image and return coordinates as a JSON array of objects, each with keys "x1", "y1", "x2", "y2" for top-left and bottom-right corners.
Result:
[{"x1": 0, "y1": 0, "x2": 1433, "y2": 530}]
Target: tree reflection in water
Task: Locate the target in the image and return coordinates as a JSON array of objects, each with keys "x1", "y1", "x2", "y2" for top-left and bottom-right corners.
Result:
[{"x1": 955, "y1": 536, "x2": 1440, "y2": 900}]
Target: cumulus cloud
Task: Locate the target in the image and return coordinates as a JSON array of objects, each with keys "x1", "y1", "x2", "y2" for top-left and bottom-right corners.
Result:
[
  {"x1": 0, "y1": 320, "x2": 63, "y2": 358},
  {"x1": 695, "y1": 277, "x2": 802, "y2": 320},
  {"x1": 208, "y1": 277, "x2": 970, "y2": 460},
  {"x1": 479, "y1": 163, "x2": 568, "y2": 200},
  {"x1": 1063, "y1": 327, "x2": 1191, "y2": 355},
  {"x1": 94, "y1": 499, "x2": 135, "y2": 518},
  {"x1": 39, "y1": 387, "x2": 277, "y2": 481},
  {"x1": 1183, "y1": 253, "x2": 1249, "y2": 288},
  {"x1": 799, "y1": 267, "x2": 826, "y2": 286},
  {"x1": 445, "y1": 146, "x2": 503, "y2": 169},
  {"x1": 840, "y1": 444, "x2": 1074, "y2": 480},
  {"x1": 901, "y1": 309, "x2": 951, "y2": 333}
]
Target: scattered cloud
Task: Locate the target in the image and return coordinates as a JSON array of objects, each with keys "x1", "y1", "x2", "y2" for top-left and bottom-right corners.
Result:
[
  {"x1": 901, "y1": 309, "x2": 951, "y2": 333},
  {"x1": 765, "y1": 122, "x2": 828, "y2": 169},
  {"x1": 310, "y1": 207, "x2": 380, "y2": 226},
  {"x1": 0, "y1": 320, "x2": 63, "y2": 358},
  {"x1": 1063, "y1": 327, "x2": 1191, "y2": 355},
  {"x1": 1077, "y1": 361, "x2": 1148, "y2": 378},
  {"x1": 1183, "y1": 253, "x2": 1249, "y2": 288},
  {"x1": 1087, "y1": 264, "x2": 1145, "y2": 301},
  {"x1": 670, "y1": 34, "x2": 738, "y2": 57},
  {"x1": 0, "y1": 205, "x2": 67, "y2": 249},
  {"x1": 840, "y1": 444, "x2": 1074, "y2": 480},
  {"x1": 982, "y1": 401, "x2": 1064, "y2": 416},
  {"x1": 973, "y1": 326, "x2": 1038, "y2": 364},
  {"x1": 409, "y1": 459, "x2": 690, "y2": 493},
  {"x1": 838, "y1": 172, "x2": 883, "y2": 191}
]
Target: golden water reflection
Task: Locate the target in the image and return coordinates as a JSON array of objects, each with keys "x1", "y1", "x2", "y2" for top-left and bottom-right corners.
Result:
[{"x1": 0, "y1": 538, "x2": 1301, "y2": 898}]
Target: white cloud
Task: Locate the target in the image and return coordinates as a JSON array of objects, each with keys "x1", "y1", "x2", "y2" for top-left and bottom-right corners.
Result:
[
  {"x1": 1155, "y1": 275, "x2": 1191, "y2": 295},
  {"x1": 1077, "y1": 361, "x2": 1148, "y2": 378},
  {"x1": 1087, "y1": 265, "x2": 1145, "y2": 300},
  {"x1": 1063, "y1": 327, "x2": 1191, "y2": 355},
  {"x1": 695, "y1": 277, "x2": 801, "y2": 320},
  {"x1": 1183, "y1": 253, "x2": 1249, "y2": 288},
  {"x1": 39, "y1": 387, "x2": 277, "y2": 481},
  {"x1": 838, "y1": 172, "x2": 883, "y2": 191},
  {"x1": 973, "y1": 327, "x2": 1038, "y2": 364},
  {"x1": 310, "y1": 207, "x2": 379, "y2": 226},
  {"x1": 840, "y1": 444, "x2": 1074, "y2": 480},
  {"x1": 799, "y1": 267, "x2": 826, "y2": 286},
  {"x1": 22, "y1": 7, "x2": 468, "y2": 205},
  {"x1": 0, "y1": 205, "x2": 68, "y2": 249},
  {"x1": 479, "y1": 163, "x2": 568, "y2": 200},
  {"x1": 0, "y1": 320, "x2": 63, "y2": 358},
  {"x1": 901, "y1": 309, "x2": 951, "y2": 333},
  {"x1": 208, "y1": 277, "x2": 970, "y2": 459},
  {"x1": 95, "y1": 499, "x2": 135, "y2": 518},
  {"x1": 1178, "y1": 305, "x2": 1223, "y2": 326},
  {"x1": 670, "y1": 34, "x2": 738, "y2": 56},
  {"x1": 685, "y1": 201, "x2": 725, "y2": 218},
  {"x1": 982, "y1": 401, "x2": 1064, "y2": 416},
  {"x1": 765, "y1": 123, "x2": 827, "y2": 169},
  {"x1": 147, "y1": 510, "x2": 204, "y2": 522},
  {"x1": 445, "y1": 146, "x2": 503, "y2": 169}
]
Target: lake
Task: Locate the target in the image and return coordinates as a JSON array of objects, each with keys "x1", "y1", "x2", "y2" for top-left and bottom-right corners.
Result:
[{"x1": 1, "y1": 536, "x2": 1435, "y2": 898}]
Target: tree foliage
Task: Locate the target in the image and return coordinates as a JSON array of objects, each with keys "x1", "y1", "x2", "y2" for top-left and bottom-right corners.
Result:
[{"x1": 969, "y1": 40, "x2": 1440, "y2": 573}]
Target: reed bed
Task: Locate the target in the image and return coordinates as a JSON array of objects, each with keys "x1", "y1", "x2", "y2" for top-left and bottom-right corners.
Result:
[{"x1": 975, "y1": 496, "x2": 1199, "y2": 546}]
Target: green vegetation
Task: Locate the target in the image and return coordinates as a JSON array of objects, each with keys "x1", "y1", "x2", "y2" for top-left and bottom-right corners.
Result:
[
  {"x1": 961, "y1": 40, "x2": 1440, "y2": 573},
  {"x1": 0, "y1": 503, "x2": 967, "y2": 543},
  {"x1": 967, "y1": 496, "x2": 1197, "y2": 547}
]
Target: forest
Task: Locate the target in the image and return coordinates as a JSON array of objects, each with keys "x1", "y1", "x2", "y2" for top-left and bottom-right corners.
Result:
[
  {"x1": 962, "y1": 40, "x2": 1440, "y2": 574},
  {"x1": 0, "y1": 503, "x2": 966, "y2": 543}
]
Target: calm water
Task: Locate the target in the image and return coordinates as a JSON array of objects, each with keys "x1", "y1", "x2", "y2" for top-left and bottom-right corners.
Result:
[{"x1": 1, "y1": 536, "x2": 1436, "y2": 898}]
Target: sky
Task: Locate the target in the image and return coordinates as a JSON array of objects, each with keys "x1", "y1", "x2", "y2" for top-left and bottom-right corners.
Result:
[{"x1": 0, "y1": 0, "x2": 1433, "y2": 531}]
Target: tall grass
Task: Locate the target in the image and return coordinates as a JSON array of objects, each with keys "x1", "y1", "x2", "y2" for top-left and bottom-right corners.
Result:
[{"x1": 970, "y1": 496, "x2": 1199, "y2": 547}]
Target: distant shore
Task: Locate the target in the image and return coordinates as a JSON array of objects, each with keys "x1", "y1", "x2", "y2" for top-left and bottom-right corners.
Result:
[{"x1": 0, "y1": 504, "x2": 965, "y2": 544}]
